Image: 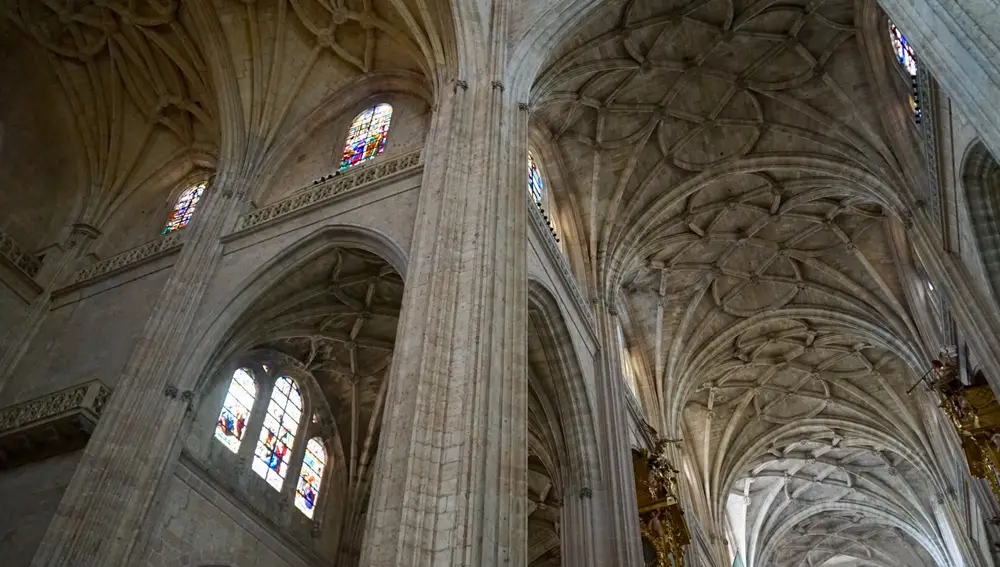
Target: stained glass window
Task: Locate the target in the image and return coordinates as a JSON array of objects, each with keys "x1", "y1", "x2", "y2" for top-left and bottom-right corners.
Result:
[
  {"x1": 252, "y1": 376, "x2": 302, "y2": 490},
  {"x1": 340, "y1": 103, "x2": 393, "y2": 171},
  {"x1": 528, "y1": 150, "x2": 545, "y2": 205},
  {"x1": 162, "y1": 182, "x2": 206, "y2": 234},
  {"x1": 889, "y1": 22, "x2": 917, "y2": 76},
  {"x1": 215, "y1": 368, "x2": 256, "y2": 453},
  {"x1": 295, "y1": 438, "x2": 327, "y2": 518}
]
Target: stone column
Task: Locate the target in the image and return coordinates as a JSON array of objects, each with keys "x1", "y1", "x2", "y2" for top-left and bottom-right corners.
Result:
[
  {"x1": 590, "y1": 306, "x2": 645, "y2": 566},
  {"x1": 28, "y1": 168, "x2": 246, "y2": 567},
  {"x1": 358, "y1": 74, "x2": 529, "y2": 565},
  {"x1": 878, "y1": 0, "x2": 1000, "y2": 159}
]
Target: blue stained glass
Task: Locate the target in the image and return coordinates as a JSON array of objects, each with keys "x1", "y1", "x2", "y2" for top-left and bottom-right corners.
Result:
[
  {"x1": 889, "y1": 22, "x2": 917, "y2": 76},
  {"x1": 295, "y1": 438, "x2": 327, "y2": 518},
  {"x1": 528, "y1": 151, "x2": 545, "y2": 205},
  {"x1": 252, "y1": 376, "x2": 302, "y2": 490},
  {"x1": 215, "y1": 368, "x2": 256, "y2": 453}
]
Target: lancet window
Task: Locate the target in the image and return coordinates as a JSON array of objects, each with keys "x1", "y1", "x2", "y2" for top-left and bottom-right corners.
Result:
[
  {"x1": 340, "y1": 103, "x2": 393, "y2": 171},
  {"x1": 528, "y1": 150, "x2": 546, "y2": 206},
  {"x1": 162, "y1": 182, "x2": 206, "y2": 234},
  {"x1": 295, "y1": 438, "x2": 327, "y2": 518},
  {"x1": 889, "y1": 21, "x2": 922, "y2": 123},
  {"x1": 252, "y1": 376, "x2": 302, "y2": 490},
  {"x1": 214, "y1": 368, "x2": 256, "y2": 453}
]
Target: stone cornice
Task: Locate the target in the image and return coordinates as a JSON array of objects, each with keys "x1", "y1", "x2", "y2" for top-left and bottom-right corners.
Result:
[
  {"x1": 72, "y1": 231, "x2": 185, "y2": 285},
  {"x1": 0, "y1": 380, "x2": 112, "y2": 433},
  {"x1": 233, "y1": 150, "x2": 423, "y2": 234},
  {"x1": 0, "y1": 225, "x2": 42, "y2": 278},
  {"x1": 0, "y1": 380, "x2": 112, "y2": 469},
  {"x1": 528, "y1": 202, "x2": 597, "y2": 331}
]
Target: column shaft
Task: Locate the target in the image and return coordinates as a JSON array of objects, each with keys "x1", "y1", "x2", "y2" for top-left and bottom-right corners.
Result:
[
  {"x1": 359, "y1": 78, "x2": 529, "y2": 566},
  {"x1": 28, "y1": 176, "x2": 243, "y2": 567}
]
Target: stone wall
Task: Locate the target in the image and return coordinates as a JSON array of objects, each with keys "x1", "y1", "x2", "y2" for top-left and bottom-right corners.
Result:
[
  {"x1": 0, "y1": 451, "x2": 82, "y2": 567},
  {"x1": 1, "y1": 266, "x2": 170, "y2": 405},
  {"x1": 137, "y1": 459, "x2": 319, "y2": 567}
]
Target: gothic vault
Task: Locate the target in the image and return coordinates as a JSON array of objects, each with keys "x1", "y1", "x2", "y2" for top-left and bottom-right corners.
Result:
[{"x1": 1, "y1": 1, "x2": 1000, "y2": 567}]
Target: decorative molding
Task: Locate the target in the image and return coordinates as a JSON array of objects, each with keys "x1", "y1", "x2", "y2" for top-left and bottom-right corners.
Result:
[
  {"x1": 0, "y1": 226, "x2": 41, "y2": 278},
  {"x1": 234, "y1": 150, "x2": 422, "y2": 233},
  {"x1": 72, "y1": 231, "x2": 184, "y2": 284},
  {"x1": 919, "y1": 68, "x2": 942, "y2": 223},
  {"x1": 0, "y1": 380, "x2": 111, "y2": 434},
  {"x1": 0, "y1": 380, "x2": 112, "y2": 469},
  {"x1": 528, "y1": 202, "x2": 597, "y2": 330}
]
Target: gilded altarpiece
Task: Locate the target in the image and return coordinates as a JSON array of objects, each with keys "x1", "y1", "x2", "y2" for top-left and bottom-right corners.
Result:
[{"x1": 633, "y1": 441, "x2": 690, "y2": 567}]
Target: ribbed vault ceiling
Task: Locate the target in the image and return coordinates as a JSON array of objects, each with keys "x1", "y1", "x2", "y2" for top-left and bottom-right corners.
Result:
[
  {"x1": 1, "y1": 0, "x2": 449, "y2": 249},
  {"x1": 532, "y1": 0, "x2": 948, "y2": 565}
]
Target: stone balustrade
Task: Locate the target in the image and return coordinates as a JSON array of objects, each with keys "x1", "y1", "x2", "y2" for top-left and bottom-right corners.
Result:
[
  {"x1": 0, "y1": 226, "x2": 42, "y2": 278},
  {"x1": 72, "y1": 231, "x2": 184, "y2": 284},
  {"x1": 235, "y1": 150, "x2": 423, "y2": 232},
  {"x1": 528, "y1": 202, "x2": 597, "y2": 330},
  {"x1": 0, "y1": 380, "x2": 112, "y2": 469}
]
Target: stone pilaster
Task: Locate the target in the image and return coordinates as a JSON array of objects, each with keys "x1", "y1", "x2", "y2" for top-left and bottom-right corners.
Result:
[
  {"x1": 878, "y1": 0, "x2": 1000, "y2": 159},
  {"x1": 590, "y1": 306, "x2": 645, "y2": 566},
  {"x1": 0, "y1": 223, "x2": 100, "y2": 399},
  {"x1": 28, "y1": 172, "x2": 243, "y2": 567},
  {"x1": 358, "y1": 76, "x2": 529, "y2": 566}
]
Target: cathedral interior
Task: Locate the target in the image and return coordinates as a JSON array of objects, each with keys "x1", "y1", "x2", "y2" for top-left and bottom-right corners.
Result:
[{"x1": 2, "y1": 1, "x2": 1000, "y2": 566}]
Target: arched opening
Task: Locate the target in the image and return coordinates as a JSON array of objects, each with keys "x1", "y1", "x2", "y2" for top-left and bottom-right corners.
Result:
[
  {"x1": 184, "y1": 240, "x2": 405, "y2": 566},
  {"x1": 527, "y1": 281, "x2": 603, "y2": 566},
  {"x1": 962, "y1": 141, "x2": 1000, "y2": 302}
]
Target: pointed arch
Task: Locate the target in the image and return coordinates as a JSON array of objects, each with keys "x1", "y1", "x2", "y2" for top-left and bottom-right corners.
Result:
[{"x1": 962, "y1": 141, "x2": 1000, "y2": 303}]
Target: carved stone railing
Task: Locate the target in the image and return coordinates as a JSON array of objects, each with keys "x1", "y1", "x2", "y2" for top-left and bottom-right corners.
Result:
[
  {"x1": 0, "y1": 226, "x2": 42, "y2": 278},
  {"x1": 528, "y1": 202, "x2": 597, "y2": 330},
  {"x1": 72, "y1": 231, "x2": 184, "y2": 284},
  {"x1": 235, "y1": 150, "x2": 423, "y2": 232},
  {"x1": 0, "y1": 380, "x2": 112, "y2": 469}
]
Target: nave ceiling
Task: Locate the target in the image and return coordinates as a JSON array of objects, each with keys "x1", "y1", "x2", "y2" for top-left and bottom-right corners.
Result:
[
  {"x1": 532, "y1": 0, "x2": 953, "y2": 566},
  {"x1": 0, "y1": 0, "x2": 976, "y2": 565}
]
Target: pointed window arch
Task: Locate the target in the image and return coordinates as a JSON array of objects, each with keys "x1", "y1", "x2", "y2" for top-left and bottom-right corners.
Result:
[
  {"x1": 340, "y1": 103, "x2": 393, "y2": 171},
  {"x1": 215, "y1": 368, "x2": 256, "y2": 453},
  {"x1": 162, "y1": 182, "x2": 206, "y2": 234},
  {"x1": 889, "y1": 22, "x2": 917, "y2": 76},
  {"x1": 889, "y1": 21, "x2": 922, "y2": 123},
  {"x1": 252, "y1": 376, "x2": 302, "y2": 490},
  {"x1": 295, "y1": 438, "x2": 327, "y2": 518},
  {"x1": 527, "y1": 150, "x2": 546, "y2": 206}
]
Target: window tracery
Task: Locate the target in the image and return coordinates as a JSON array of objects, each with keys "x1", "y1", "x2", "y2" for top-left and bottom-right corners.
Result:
[
  {"x1": 252, "y1": 376, "x2": 302, "y2": 490},
  {"x1": 889, "y1": 21, "x2": 922, "y2": 123},
  {"x1": 214, "y1": 368, "x2": 256, "y2": 453},
  {"x1": 295, "y1": 438, "x2": 327, "y2": 518},
  {"x1": 340, "y1": 103, "x2": 393, "y2": 171},
  {"x1": 162, "y1": 182, "x2": 206, "y2": 234},
  {"x1": 528, "y1": 150, "x2": 545, "y2": 206},
  {"x1": 889, "y1": 22, "x2": 917, "y2": 76}
]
